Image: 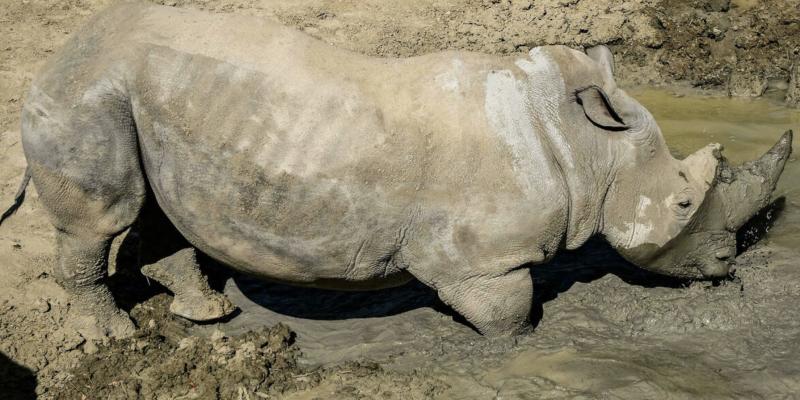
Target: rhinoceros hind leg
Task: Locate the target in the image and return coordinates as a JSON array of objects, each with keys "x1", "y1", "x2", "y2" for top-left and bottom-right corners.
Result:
[
  {"x1": 57, "y1": 231, "x2": 137, "y2": 340},
  {"x1": 434, "y1": 268, "x2": 534, "y2": 336},
  {"x1": 141, "y1": 247, "x2": 236, "y2": 321}
]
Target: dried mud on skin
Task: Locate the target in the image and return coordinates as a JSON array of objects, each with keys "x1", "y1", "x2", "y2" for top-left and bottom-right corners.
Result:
[{"x1": 1, "y1": 0, "x2": 800, "y2": 399}]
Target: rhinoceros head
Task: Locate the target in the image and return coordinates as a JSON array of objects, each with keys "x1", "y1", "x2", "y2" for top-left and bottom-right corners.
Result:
[
  {"x1": 559, "y1": 46, "x2": 793, "y2": 279},
  {"x1": 603, "y1": 129, "x2": 792, "y2": 279}
]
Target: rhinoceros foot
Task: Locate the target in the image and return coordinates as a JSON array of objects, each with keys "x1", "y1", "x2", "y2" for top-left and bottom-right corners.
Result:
[
  {"x1": 141, "y1": 248, "x2": 237, "y2": 322},
  {"x1": 67, "y1": 308, "x2": 137, "y2": 343},
  {"x1": 169, "y1": 290, "x2": 236, "y2": 322}
]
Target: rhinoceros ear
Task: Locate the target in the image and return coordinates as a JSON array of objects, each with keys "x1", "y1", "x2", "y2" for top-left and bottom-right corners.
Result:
[
  {"x1": 576, "y1": 86, "x2": 629, "y2": 131},
  {"x1": 585, "y1": 45, "x2": 615, "y2": 80}
]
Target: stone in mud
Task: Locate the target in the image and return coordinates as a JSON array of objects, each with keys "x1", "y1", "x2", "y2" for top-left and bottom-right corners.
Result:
[
  {"x1": 787, "y1": 61, "x2": 800, "y2": 107},
  {"x1": 512, "y1": 0, "x2": 533, "y2": 11},
  {"x1": 703, "y1": 0, "x2": 731, "y2": 12},
  {"x1": 728, "y1": 68, "x2": 768, "y2": 97}
]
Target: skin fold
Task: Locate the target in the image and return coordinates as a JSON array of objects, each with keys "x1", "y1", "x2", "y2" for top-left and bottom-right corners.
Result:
[{"x1": 8, "y1": 2, "x2": 792, "y2": 339}]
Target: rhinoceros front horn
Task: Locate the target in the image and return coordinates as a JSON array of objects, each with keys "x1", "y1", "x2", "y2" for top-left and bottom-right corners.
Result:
[{"x1": 715, "y1": 130, "x2": 793, "y2": 231}]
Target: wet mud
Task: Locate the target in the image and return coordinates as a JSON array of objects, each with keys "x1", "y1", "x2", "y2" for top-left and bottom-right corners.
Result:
[{"x1": 0, "y1": 1, "x2": 799, "y2": 399}]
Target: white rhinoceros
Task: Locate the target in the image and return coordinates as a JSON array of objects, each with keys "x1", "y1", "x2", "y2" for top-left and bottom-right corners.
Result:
[{"x1": 1, "y1": 2, "x2": 792, "y2": 338}]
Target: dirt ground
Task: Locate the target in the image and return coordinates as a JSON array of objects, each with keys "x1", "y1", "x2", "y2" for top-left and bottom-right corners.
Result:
[{"x1": 1, "y1": 0, "x2": 799, "y2": 399}]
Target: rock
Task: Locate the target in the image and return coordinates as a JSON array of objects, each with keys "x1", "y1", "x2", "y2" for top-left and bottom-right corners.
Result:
[
  {"x1": 214, "y1": 344, "x2": 234, "y2": 357},
  {"x1": 83, "y1": 340, "x2": 98, "y2": 355},
  {"x1": 34, "y1": 298, "x2": 50, "y2": 313},
  {"x1": 177, "y1": 337, "x2": 197, "y2": 350},
  {"x1": 768, "y1": 78, "x2": 789, "y2": 91},
  {"x1": 512, "y1": 0, "x2": 533, "y2": 10},
  {"x1": 728, "y1": 69, "x2": 768, "y2": 97},
  {"x1": 210, "y1": 328, "x2": 227, "y2": 342},
  {"x1": 787, "y1": 62, "x2": 800, "y2": 107},
  {"x1": 703, "y1": 0, "x2": 731, "y2": 12},
  {"x1": 134, "y1": 339, "x2": 149, "y2": 351},
  {"x1": 59, "y1": 332, "x2": 85, "y2": 352}
]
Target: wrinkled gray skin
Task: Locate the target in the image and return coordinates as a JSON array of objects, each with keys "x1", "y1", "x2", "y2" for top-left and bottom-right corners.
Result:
[{"x1": 13, "y1": 3, "x2": 792, "y2": 339}]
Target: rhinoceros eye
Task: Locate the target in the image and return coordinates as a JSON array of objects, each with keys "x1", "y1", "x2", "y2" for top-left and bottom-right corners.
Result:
[{"x1": 674, "y1": 192, "x2": 694, "y2": 215}]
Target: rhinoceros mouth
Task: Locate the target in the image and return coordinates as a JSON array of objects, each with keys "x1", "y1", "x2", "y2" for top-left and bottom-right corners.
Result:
[{"x1": 696, "y1": 258, "x2": 734, "y2": 279}]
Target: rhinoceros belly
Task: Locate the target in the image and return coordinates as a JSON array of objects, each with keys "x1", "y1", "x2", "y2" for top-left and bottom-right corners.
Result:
[
  {"x1": 129, "y1": 47, "x2": 421, "y2": 286},
  {"x1": 149, "y1": 161, "x2": 415, "y2": 287}
]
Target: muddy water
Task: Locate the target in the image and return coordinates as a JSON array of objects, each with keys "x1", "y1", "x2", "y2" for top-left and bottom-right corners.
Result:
[{"x1": 202, "y1": 89, "x2": 800, "y2": 399}]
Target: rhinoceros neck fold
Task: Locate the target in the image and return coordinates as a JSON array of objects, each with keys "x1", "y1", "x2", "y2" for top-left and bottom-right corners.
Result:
[
  {"x1": 513, "y1": 48, "x2": 612, "y2": 250},
  {"x1": 540, "y1": 128, "x2": 613, "y2": 250}
]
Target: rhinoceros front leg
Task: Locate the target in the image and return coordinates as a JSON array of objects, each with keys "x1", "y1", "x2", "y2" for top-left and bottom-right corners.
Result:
[
  {"x1": 431, "y1": 268, "x2": 534, "y2": 336},
  {"x1": 141, "y1": 247, "x2": 236, "y2": 321}
]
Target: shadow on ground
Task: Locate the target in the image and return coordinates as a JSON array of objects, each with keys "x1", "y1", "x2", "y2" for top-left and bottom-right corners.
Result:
[
  {"x1": 228, "y1": 237, "x2": 685, "y2": 330},
  {"x1": 0, "y1": 351, "x2": 36, "y2": 400},
  {"x1": 111, "y1": 196, "x2": 783, "y2": 332}
]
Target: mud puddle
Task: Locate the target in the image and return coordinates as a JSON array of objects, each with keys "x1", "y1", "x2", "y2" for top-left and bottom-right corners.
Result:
[{"x1": 188, "y1": 89, "x2": 799, "y2": 399}]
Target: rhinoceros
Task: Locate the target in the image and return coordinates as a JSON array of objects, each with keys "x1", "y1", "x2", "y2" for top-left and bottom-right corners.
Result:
[{"x1": 1, "y1": 3, "x2": 792, "y2": 338}]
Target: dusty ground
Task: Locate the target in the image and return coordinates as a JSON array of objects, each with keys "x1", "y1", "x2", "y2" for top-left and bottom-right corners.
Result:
[{"x1": 1, "y1": 0, "x2": 799, "y2": 399}]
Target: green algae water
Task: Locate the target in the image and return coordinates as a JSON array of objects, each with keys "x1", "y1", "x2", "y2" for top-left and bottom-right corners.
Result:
[{"x1": 629, "y1": 88, "x2": 800, "y2": 249}]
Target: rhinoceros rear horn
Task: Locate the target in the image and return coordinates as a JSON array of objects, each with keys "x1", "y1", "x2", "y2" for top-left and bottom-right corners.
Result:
[
  {"x1": 717, "y1": 130, "x2": 793, "y2": 230},
  {"x1": 585, "y1": 45, "x2": 615, "y2": 79}
]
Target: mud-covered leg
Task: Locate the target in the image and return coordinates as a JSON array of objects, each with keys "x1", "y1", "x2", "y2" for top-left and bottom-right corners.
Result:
[
  {"x1": 141, "y1": 247, "x2": 235, "y2": 321},
  {"x1": 56, "y1": 231, "x2": 136, "y2": 340},
  {"x1": 22, "y1": 60, "x2": 149, "y2": 339},
  {"x1": 435, "y1": 268, "x2": 533, "y2": 336}
]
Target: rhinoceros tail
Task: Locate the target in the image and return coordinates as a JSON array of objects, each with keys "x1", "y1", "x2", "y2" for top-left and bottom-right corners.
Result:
[{"x1": 0, "y1": 166, "x2": 32, "y2": 227}]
